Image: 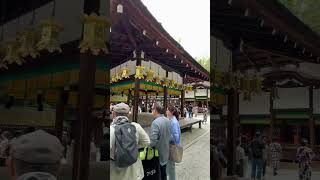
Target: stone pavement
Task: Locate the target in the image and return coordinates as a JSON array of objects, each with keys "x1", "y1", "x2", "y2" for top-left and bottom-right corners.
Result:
[{"x1": 176, "y1": 114, "x2": 210, "y2": 180}]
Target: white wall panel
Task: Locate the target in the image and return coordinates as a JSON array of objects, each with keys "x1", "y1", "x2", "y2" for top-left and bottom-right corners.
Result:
[
  {"x1": 273, "y1": 87, "x2": 308, "y2": 109},
  {"x1": 239, "y1": 92, "x2": 270, "y2": 114}
]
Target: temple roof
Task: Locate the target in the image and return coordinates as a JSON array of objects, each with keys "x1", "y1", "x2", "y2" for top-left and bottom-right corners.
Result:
[{"x1": 111, "y1": 0, "x2": 209, "y2": 81}]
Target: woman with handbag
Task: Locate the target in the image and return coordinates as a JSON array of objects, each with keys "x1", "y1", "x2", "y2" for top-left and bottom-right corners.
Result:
[{"x1": 166, "y1": 105, "x2": 181, "y2": 180}]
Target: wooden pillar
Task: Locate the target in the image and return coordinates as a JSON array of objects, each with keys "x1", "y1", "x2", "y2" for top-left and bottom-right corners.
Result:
[
  {"x1": 164, "y1": 71, "x2": 168, "y2": 112},
  {"x1": 309, "y1": 87, "x2": 315, "y2": 147},
  {"x1": 194, "y1": 89, "x2": 196, "y2": 107},
  {"x1": 55, "y1": 89, "x2": 68, "y2": 141},
  {"x1": 72, "y1": 1, "x2": 99, "y2": 180},
  {"x1": 127, "y1": 89, "x2": 131, "y2": 105},
  {"x1": 206, "y1": 88, "x2": 209, "y2": 108},
  {"x1": 227, "y1": 88, "x2": 238, "y2": 176},
  {"x1": 181, "y1": 90, "x2": 185, "y2": 118},
  {"x1": 132, "y1": 52, "x2": 141, "y2": 122},
  {"x1": 269, "y1": 91, "x2": 275, "y2": 140},
  {"x1": 145, "y1": 91, "x2": 148, "y2": 112}
]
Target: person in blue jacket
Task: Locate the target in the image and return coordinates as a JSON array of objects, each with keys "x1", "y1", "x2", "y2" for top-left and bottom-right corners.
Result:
[{"x1": 166, "y1": 105, "x2": 181, "y2": 180}]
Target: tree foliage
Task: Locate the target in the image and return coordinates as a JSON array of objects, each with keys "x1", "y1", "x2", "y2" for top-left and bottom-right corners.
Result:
[
  {"x1": 196, "y1": 57, "x2": 210, "y2": 72},
  {"x1": 279, "y1": 0, "x2": 320, "y2": 34}
]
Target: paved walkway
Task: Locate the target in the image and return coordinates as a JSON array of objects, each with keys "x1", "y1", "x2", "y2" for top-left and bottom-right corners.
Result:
[
  {"x1": 176, "y1": 115, "x2": 210, "y2": 180},
  {"x1": 238, "y1": 168, "x2": 320, "y2": 180}
]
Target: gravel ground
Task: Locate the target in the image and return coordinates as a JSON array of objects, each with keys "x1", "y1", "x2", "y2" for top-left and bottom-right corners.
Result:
[{"x1": 176, "y1": 115, "x2": 210, "y2": 180}]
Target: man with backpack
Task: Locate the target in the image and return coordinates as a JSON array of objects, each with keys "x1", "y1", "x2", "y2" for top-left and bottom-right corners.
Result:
[
  {"x1": 149, "y1": 102, "x2": 171, "y2": 180},
  {"x1": 110, "y1": 103, "x2": 150, "y2": 180},
  {"x1": 250, "y1": 131, "x2": 265, "y2": 180}
]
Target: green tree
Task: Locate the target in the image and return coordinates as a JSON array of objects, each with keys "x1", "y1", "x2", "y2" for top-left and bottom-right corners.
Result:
[
  {"x1": 279, "y1": 0, "x2": 320, "y2": 34},
  {"x1": 196, "y1": 57, "x2": 210, "y2": 72}
]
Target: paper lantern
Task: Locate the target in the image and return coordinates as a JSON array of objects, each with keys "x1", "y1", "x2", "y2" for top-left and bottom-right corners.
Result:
[
  {"x1": 135, "y1": 66, "x2": 145, "y2": 79},
  {"x1": 37, "y1": 20, "x2": 63, "y2": 53},
  {"x1": 79, "y1": 13, "x2": 110, "y2": 55},
  {"x1": 3, "y1": 40, "x2": 24, "y2": 65},
  {"x1": 18, "y1": 28, "x2": 39, "y2": 58}
]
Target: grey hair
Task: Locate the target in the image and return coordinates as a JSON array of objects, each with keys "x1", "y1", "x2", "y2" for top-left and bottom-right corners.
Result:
[
  {"x1": 153, "y1": 102, "x2": 164, "y2": 114},
  {"x1": 14, "y1": 159, "x2": 60, "y2": 177},
  {"x1": 114, "y1": 112, "x2": 128, "y2": 117}
]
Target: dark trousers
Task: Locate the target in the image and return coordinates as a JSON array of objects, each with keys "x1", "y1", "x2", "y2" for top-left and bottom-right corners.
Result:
[
  {"x1": 0, "y1": 158, "x2": 6, "y2": 167},
  {"x1": 160, "y1": 164, "x2": 167, "y2": 180},
  {"x1": 237, "y1": 160, "x2": 244, "y2": 177}
]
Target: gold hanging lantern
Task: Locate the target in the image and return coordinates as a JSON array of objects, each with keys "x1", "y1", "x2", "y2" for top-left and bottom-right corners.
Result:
[
  {"x1": 223, "y1": 71, "x2": 232, "y2": 89},
  {"x1": 145, "y1": 69, "x2": 155, "y2": 82},
  {"x1": 169, "y1": 80, "x2": 175, "y2": 88},
  {"x1": 0, "y1": 45, "x2": 8, "y2": 69},
  {"x1": 154, "y1": 76, "x2": 161, "y2": 85},
  {"x1": 115, "y1": 72, "x2": 122, "y2": 81},
  {"x1": 163, "y1": 78, "x2": 170, "y2": 87},
  {"x1": 240, "y1": 74, "x2": 250, "y2": 92},
  {"x1": 243, "y1": 91, "x2": 251, "y2": 101},
  {"x1": 135, "y1": 66, "x2": 145, "y2": 79},
  {"x1": 3, "y1": 40, "x2": 24, "y2": 65},
  {"x1": 213, "y1": 69, "x2": 223, "y2": 86},
  {"x1": 37, "y1": 20, "x2": 63, "y2": 53},
  {"x1": 79, "y1": 13, "x2": 110, "y2": 55},
  {"x1": 121, "y1": 67, "x2": 130, "y2": 79},
  {"x1": 111, "y1": 74, "x2": 117, "y2": 83},
  {"x1": 18, "y1": 28, "x2": 39, "y2": 58}
]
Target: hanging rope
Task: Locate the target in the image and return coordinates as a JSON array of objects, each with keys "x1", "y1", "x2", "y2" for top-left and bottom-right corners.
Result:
[{"x1": 52, "y1": 0, "x2": 56, "y2": 17}]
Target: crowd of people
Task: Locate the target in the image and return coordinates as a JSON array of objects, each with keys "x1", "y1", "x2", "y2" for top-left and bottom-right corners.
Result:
[
  {"x1": 212, "y1": 131, "x2": 315, "y2": 180},
  {"x1": 110, "y1": 102, "x2": 182, "y2": 180}
]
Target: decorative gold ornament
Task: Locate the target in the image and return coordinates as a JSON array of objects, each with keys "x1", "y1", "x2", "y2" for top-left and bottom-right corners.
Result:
[
  {"x1": 213, "y1": 69, "x2": 223, "y2": 86},
  {"x1": 111, "y1": 74, "x2": 117, "y2": 83},
  {"x1": 169, "y1": 80, "x2": 175, "y2": 88},
  {"x1": 79, "y1": 13, "x2": 110, "y2": 55},
  {"x1": 121, "y1": 67, "x2": 130, "y2": 79},
  {"x1": 154, "y1": 76, "x2": 161, "y2": 84},
  {"x1": 240, "y1": 75, "x2": 250, "y2": 92},
  {"x1": 0, "y1": 45, "x2": 8, "y2": 69},
  {"x1": 18, "y1": 28, "x2": 39, "y2": 58},
  {"x1": 163, "y1": 78, "x2": 170, "y2": 87},
  {"x1": 3, "y1": 40, "x2": 24, "y2": 65},
  {"x1": 135, "y1": 66, "x2": 145, "y2": 79},
  {"x1": 243, "y1": 91, "x2": 251, "y2": 101},
  {"x1": 116, "y1": 72, "x2": 122, "y2": 81},
  {"x1": 185, "y1": 84, "x2": 193, "y2": 91},
  {"x1": 37, "y1": 20, "x2": 63, "y2": 53},
  {"x1": 145, "y1": 69, "x2": 155, "y2": 82}
]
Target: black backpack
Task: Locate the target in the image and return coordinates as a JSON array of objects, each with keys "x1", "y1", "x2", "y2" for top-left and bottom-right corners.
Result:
[{"x1": 114, "y1": 117, "x2": 138, "y2": 167}]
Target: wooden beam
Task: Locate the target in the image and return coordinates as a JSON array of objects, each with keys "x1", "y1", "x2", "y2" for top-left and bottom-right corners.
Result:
[{"x1": 238, "y1": 0, "x2": 320, "y2": 58}]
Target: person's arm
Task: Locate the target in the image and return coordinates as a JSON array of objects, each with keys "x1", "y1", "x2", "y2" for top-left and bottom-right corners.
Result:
[
  {"x1": 171, "y1": 122, "x2": 180, "y2": 144},
  {"x1": 149, "y1": 121, "x2": 160, "y2": 148},
  {"x1": 135, "y1": 124, "x2": 150, "y2": 147}
]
